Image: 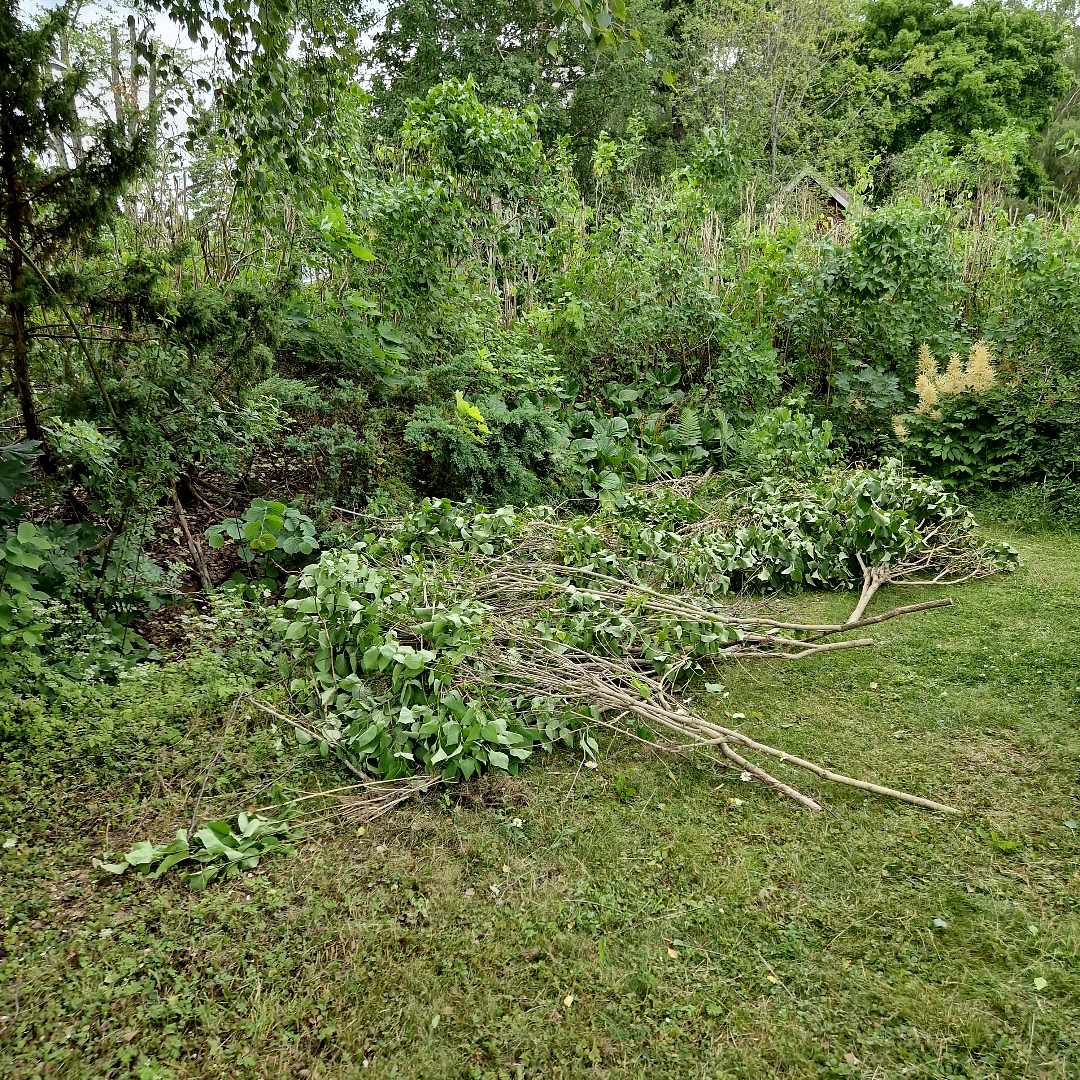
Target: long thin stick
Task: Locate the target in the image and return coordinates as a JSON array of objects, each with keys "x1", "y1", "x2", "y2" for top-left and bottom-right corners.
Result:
[
  {"x1": 492, "y1": 647, "x2": 962, "y2": 815},
  {"x1": 718, "y1": 741, "x2": 822, "y2": 812},
  {"x1": 171, "y1": 482, "x2": 212, "y2": 593}
]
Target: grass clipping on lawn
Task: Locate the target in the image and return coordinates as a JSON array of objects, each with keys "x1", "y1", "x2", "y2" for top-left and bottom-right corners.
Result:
[{"x1": 263, "y1": 469, "x2": 1017, "y2": 821}]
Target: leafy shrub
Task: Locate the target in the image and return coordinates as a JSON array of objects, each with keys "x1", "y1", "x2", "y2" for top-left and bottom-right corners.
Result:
[
  {"x1": 283, "y1": 419, "x2": 382, "y2": 497},
  {"x1": 404, "y1": 394, "x2": 562, "y2": 503},
  {"x1": 169, "y1": 281, "x2": 283, "y2": 380},
  {"x1": 599, "y1": 284, "x2": 779, "y2": 412},
  {"x1": 402, "y1": 77, "x2": 543, "y2": 184},
  {"x1": 46, "y1": 419, "x2": 119, "y2": 475},
  {"x1": 734, "y1": 403, "x2": 839, "y2": 483},
  {"x1": 280, "y1": 303, "x2": 409, "y2": 380},
  {"x1": 47, "y1": 271, "x2": 292, "y2": 518},
  {"x1": 981, "y1": 217, "x2": 1080, "y2": 387},
  {"x1": 0, "y1": 441, "x2": 40, "y2": 526},
  {"x1": 559, "y1": 405, "x2": 734, "y2": 507},
  {"x1": 899, "y1": 388, "x2": 1079, "y2": 491},
  {"x1": 893, "y1": 126, "x2": 1034, "y2": 207},
  {"x1": 894, "y1": 341, "x2": 1079, "y2": 497},
  {"x1": 207, "y1": 498, "x2": 319, "y2": 567},
  {"x1": 0, "y1": 521, "x2": 170, "y2": 716},
  {"x1": 0, "y1": 523, "x2": 59, "y2": 647},
  {"x1": 534, "y1": 168, "x2": 780, "y2": 418},
  {"x1": 779, "y1": 202, "x2": 967, "y2": 446}
]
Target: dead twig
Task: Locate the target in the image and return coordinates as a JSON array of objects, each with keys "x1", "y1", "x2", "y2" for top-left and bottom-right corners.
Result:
[
  {"x1": 171, "y1": 482, "x2": 212, "y2": 593},
  {"x1": 485, "y1": 643, "x2": 961, "y2": 816}
]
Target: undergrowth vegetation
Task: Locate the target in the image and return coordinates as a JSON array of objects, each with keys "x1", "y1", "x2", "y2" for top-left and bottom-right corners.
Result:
[{"x1": 2, "y1": 0, "x2": 1080, "y2": 1071}]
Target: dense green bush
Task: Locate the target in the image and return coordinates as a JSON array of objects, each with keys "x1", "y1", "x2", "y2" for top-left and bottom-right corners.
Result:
[
  {"x1": 899, "y1": 386, "x2": 1079, "y2": 489},
  {"x1": 405, "y1": 393, "x2": 563, "y2": 502},
  {"x1": 779, "y1": 203, "x2": 967, "y2": 447},
  {"x1": 980, "y1": 217, "x2": 1080, "y2": 390},
  {"x1": 542, "y1": 180, "x2": 780, "y2": 417}
]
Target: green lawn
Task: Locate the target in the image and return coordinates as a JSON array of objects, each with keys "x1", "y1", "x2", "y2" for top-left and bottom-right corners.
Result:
[{"x1": 2, "y1": 527, "x2": 1079, "y2": 1079}]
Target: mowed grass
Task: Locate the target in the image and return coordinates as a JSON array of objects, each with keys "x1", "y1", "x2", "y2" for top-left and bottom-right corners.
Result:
[{"x1": 2, "y1": 527, "x2": 1078, "y2": 1079}]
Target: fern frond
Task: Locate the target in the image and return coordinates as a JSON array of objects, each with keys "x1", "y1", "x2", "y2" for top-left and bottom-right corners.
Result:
[{"x1": 676, "y1": 408, "x2": 702, "y2": 447}]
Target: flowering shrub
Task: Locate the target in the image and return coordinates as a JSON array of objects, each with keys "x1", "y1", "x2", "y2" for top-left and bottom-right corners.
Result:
[{"x1": 894, "y1": 341, "x2": 1078, "y2": 490}]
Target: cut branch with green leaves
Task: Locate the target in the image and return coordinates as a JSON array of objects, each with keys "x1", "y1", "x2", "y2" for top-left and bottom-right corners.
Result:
[{"x1": 264, "y1": 460, "x2": 1015, "y2": 820}]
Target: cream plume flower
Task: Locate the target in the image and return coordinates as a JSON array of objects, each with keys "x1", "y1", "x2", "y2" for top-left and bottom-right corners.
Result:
[
  {"x1": 942, "y1": 352, "x2": 966, "y2": 394},
  {"x1": 964, "y1": 340, "x2": 996, "y2": 393}
]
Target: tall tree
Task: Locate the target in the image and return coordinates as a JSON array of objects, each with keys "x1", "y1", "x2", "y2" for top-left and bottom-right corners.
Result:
[
  {"x1": 0, "y1": 0, "x2": 147, "y2": 449},
  {"x1": 679, "y1": 0, "x2": 853, "y2": 183},
  {"x1": 860, "y1": 0, "x2": 1070, "y2": 152},
  {"x1": 1034, "y1": 0, "x2": 1080, "y2": 193},
  {"x1": 367, "y1": 0, "x2": 674, "y2": 170}
]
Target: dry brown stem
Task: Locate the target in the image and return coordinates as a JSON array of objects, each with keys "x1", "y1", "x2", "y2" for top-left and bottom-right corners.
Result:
[
  {"x1": 485, "y1": 643, "x2": 960, "y2": 816},
  {"x1": 171, "y1": 482, "x2": 212, "y2": 593}
]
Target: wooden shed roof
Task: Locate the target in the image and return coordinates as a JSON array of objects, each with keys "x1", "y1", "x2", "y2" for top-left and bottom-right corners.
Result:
[{"x1": 777, "y1": 167, "x2": 852, "y2": 211}]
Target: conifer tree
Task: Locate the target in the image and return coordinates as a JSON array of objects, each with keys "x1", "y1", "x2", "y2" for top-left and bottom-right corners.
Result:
[{"x1": 0, "y1": 0, "x2": 147, "y2": 451}]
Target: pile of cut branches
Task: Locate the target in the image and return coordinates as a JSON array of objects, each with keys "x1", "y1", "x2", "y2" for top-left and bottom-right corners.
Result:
[{"x1": 268, "y1": 460, "x2": 1016, "y2": 818}]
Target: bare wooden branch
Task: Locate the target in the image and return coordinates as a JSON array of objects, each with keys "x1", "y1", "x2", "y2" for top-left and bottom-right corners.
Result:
[{"x1": 171, "y1": 482, "x2": 212, "y2": 593}]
